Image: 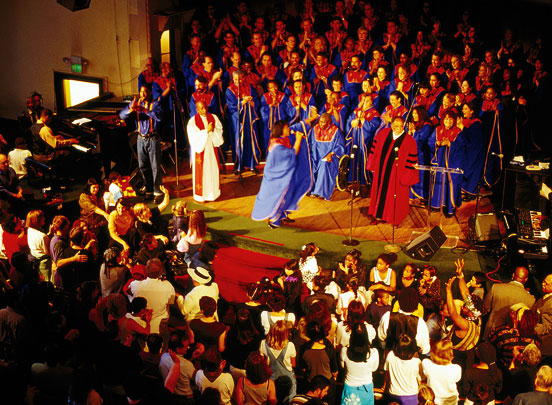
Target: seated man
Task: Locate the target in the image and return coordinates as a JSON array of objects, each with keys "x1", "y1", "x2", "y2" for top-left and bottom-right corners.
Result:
[{"x1": 30, "y1": 109, "x2": 79, "y2": 162}]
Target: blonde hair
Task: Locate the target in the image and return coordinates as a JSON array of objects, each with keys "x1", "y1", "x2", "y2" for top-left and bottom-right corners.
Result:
[
  {"x1": 172, "y1": 200, "x2": 187, "y2": 216},
  {"x1": 133, "y1": 203, "x2": 149, "y2": 220},
  {"x1": 266, "y1": 320, "x2": 289, "y2": 350},
  {"x1": 430, "y1": 339, "x2": 454, "y2": 365},
  {"x1": 26, "y1": 210, "x2": 44, "y2": 230},
  {"x1": 418, "y1": 383, "x2": 436, "y2": 405}
]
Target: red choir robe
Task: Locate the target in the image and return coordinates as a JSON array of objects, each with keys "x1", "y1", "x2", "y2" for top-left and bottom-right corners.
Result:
[{"x1": 367, "y1": 128, "x2": 419, "y2": 225}]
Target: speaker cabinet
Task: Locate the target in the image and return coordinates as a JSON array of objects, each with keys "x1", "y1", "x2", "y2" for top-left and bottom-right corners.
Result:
[
  {"x1": 473, "y1": 213, "x2": 501, "y2": 242},
  {"x1": 57, "y1": 0, "x2": 91, "y2": 12},
  {"x1": 405, "y1": 226, "x2": 446, "y2": 261}
]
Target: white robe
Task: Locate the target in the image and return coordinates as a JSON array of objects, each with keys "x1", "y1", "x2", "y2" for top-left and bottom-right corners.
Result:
[{"x1": 186, "y1": 114, "x2": 224, "y2": 202}]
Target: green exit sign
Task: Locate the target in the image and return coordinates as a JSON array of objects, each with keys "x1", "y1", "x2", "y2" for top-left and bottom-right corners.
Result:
[{"x1": 71, "y1": 63, "x2": 82, "y2": 73}]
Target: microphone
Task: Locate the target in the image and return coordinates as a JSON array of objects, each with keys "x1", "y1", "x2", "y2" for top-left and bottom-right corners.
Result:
[
  {"x1": 350, "y1": 144, "x2": 358, "y2": 159},
  {"x1": 491, "y1": 152, "x2": 504, "y2": 158}
]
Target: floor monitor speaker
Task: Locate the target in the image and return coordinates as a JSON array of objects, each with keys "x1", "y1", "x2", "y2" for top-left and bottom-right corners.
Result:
[
  {"x1": 57, "y1": 0, "x2": 91, "y2": 12},
  {"x1": 405, "y1": 226, "x2": 446, "y2": 261}
]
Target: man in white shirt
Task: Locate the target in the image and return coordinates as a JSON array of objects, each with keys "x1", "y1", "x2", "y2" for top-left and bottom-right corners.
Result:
[
  {"x1": 159, "y1": 331, "x2": 196, "y2": 401},
  {"x1": 378, "y1": 287, "x2": 430, "y2": 355},
  {"x1": 128, "y1": 258, "x2": 175, "y2": 336}
]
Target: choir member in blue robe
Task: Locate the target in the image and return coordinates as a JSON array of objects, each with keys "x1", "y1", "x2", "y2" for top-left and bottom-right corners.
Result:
[
  {"x1": 152, "y1": 62, "x2": 187, "y2": 144},
  {"x1": 225, "y1": 71, "x2": 262, "y2": 174},
  {"x1": 428, "y1": 110, "x2": 466, "y2": 216},
  {"x1": 260, "y1": 81, "x2": 294, "y2": 155},
  {"x1": 427, "y1": 74, "x2": 446, "y2": 119},
  {"x1": 459, "y1": 102, "x2": 485, "y2": 197},
  {"x1": 252, "y1": 119, "x2": 314, "y2": 228},
  {"x1": 345, "y1": 95, "x2": 382, "y2": 185},
  {"x1": 308, "y1": 113, "x2": 345, "y2": 200},
  {"x1": 388, "y1": 65, "x2": 415, "y2": 108},
  {"x1": 343, "y1": 56, "x2": 369, "y2": 109},
  {"x1": 381, "y1": 91, "x2": 408, "y2": 129},
  {"x1": 137, "y1": 57, "x2": 158, "y2": 92},
  {"x1": 321, "y1": 92, "x2": 348, "y2": 133},
  {"x1": 258, "y1": 53, "x2": 287, "y2": 92},
  {"x1": 408, "y1": 106, "x2": 433, "y2": 200},
  {"x1": 289, "y1": 80, "x2": 317, "y2": 123},
  {"x1": 373, "y1": 66, "x2": 391, "y2": 112},
  {"x1": 309, "y1": 52, "x2": 338, "y2": 106},
  {"x1": 189, "y1": 76, "x2": 219, "y2": 118},
  {"x1": 479, "y1": 87, "x2": 504, "y2": 188}
]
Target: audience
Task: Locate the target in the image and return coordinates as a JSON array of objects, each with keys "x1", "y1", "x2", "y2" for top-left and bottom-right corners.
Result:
[{"x1": 1, "y1": 2, "x2": 551, "y2": 404}]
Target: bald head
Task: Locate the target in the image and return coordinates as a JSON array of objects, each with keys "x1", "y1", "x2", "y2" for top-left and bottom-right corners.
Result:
[{"x1": 513, "y1": 266, "x2": 529, "y2": 284}]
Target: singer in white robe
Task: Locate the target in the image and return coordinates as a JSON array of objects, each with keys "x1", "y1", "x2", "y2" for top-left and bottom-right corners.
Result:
[{"x1": 186, "y1": 101, "x2": 224, "y2": 202}]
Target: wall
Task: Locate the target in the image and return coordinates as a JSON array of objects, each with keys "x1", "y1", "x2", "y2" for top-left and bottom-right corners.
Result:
[{"x1": 0, "y1": 0, "x2": 149, "y2": 119}]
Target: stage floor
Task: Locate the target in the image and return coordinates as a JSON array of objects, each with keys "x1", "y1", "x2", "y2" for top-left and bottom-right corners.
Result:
[{"x1": 162, "y1": 162, "x2": 490, "y2": 276}]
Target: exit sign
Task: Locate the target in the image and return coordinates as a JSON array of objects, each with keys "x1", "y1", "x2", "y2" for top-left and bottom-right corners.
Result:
[{"x1": 71, "y1": 63, "x2": 82, "y2": 73}]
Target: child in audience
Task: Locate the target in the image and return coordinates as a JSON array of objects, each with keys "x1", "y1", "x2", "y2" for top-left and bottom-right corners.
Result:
[
  {"x1": 365, "y1": 288, "x2": 392, "y2": 330},
  {"x1": 260, "y1": 293, "x2": 296, "y2": 336},
  {"x1": 177, "y1": 209, "x2": 207, "y2": 264},
  {"x1": 170, "y1": 200, "x2": 188, "y2": 245},
  {"x1": 336, "y1": 275, "x2": 368, "y2": 321},
  {"x1": 299, "y1": 242, "x2": 319, "y2": 289},
  {"x1": 368, "y1": 252, "x2": 397, "y2": 293},
  {"x1": 422, "y1": 339, "x2": 462, "y2": 405},
  {"x1": 384, "y1": 333, "x2": 423, "y2": 404}
]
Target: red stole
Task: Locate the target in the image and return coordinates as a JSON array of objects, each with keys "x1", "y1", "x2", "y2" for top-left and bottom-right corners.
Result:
[
  {"x1": 291, "y1": 92, "x2": 312, "y2": 108},
  {"x1": 269, "y1": 137, "x2": 291, "y2": 152},
  {"x1": 363, "y1": 107, "x2": 380, "y2": 121},
  {"x1": 415, "y1": 95, "x2": 430, "y2": 110},
  {"x1": 247, "y1": 45, "x2": 262, "y2": 61},
  {"x1": 462, "y1": 118, "x2": 480, "y2": 128},
  {"x1": 457, "y1": 93, "x2": 476, "y2": 105},
  {"x1": 394, "y1": 78, "x2": 413, "y2": 92},
  {"x1": 314, "y1": 64, "x2": 336, "y2": 80},
  {"x1": 427, "y1": 65, "x2": 445, "y2": 77},
  {"x1": 259, "y1": 65, "x2": 278, "y2": 80},
  {"x1": 141, "y1": 70, "x2": 158, "y2": 84},
  {"x1": 481, "y1": 98, "x2": 500, "y2": 112},
  {"x1": 154, "y1": 76, "x2": 175, "y2": 90},
  {"x1": 193, "y1": 91, "x2": 214, "y2": 108},
  {"x1": 346, "y1": 69, "x2": 368, "y2": 83},
  {"x1": 229, "y1": 83, "x2": 251, "y2": 98},
  {"x1": 339, "y1": 49, "x2": 356, "y2": 66},
  {"x1": 193, "y1": 113, "x2": 217, "y2": 197},
  {"x1": 264, "y1": 92, "x2": 284, "y2": 106},
  {"x1": 385, "y1": 105, "x2": 407, "y2": 120},
  {"x1": 436, "y1": 126, "x2": 460, "y2": 145},
  {"x1": 314, "y1": 124, "x2": 338, "y2": 142}
]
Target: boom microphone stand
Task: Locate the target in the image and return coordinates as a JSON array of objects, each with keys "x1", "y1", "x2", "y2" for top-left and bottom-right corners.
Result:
[
  {"x1": 343, "y1": 144, "x2": 359, "y2": 246},
  {"x1": 171, "y1": 88, "x2": 186, "y2": 191}
]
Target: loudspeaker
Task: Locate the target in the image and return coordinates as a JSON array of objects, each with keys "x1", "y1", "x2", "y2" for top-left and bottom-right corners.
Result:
[
  {"x1": 405, "y1": 226, "x2": 446, "y2": 261},
  {"x1": 57, "y1": 0, "x2": 91, "y2": 12},
  {"x1": 473, "y1": 212, "x2": 501, "y2": 242}
]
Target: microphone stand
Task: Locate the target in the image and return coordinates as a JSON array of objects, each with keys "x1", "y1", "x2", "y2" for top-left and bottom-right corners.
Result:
[
  {"x1": 343, "y1": 144, "x2": 359, "y2": 246},
  {"x1": 170, "y1": 87, "x2": 186, "y2": 191},
  {"x1": 385, "y1": 146, "x2": 402, "y2": 253}
]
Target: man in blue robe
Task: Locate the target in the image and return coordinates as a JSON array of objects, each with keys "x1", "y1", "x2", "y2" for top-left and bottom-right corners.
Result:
[
  {"x1": 307, "y1": 113, "x2": 345, "y2": 200},
  {"x1": 225, "y1": 70, "x2": 262, "y2": 174}
]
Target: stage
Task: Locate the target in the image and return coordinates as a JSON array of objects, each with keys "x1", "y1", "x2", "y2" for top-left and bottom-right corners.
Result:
[{"x1": 162, "y1": 161, "x2": 492, "y2": 282}]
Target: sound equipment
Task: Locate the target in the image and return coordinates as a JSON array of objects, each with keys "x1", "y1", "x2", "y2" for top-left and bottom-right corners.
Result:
[
  {"x1": 405, "y1": 226, "x2": 446, "y2": 261},
  {"x1": 57, "y1": 0, "x2": 91, "y2": 12},
  {"x1": 474, "y1": 213, "x2": 501, "y2": 243}
]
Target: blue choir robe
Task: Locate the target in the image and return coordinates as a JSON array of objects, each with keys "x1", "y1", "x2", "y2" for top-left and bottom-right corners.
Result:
[
  {"x1": 460, "y1": 118, "x2": 485, "y2": 195},
  {"x1": 251, "y1": 132, "x2": 313, "y2": 226},
  {"x1": 409, "y1": 123, "x2": 434, "y2": 200},
  {"x1": 308, "y1": 123, "x2": 345, "y2": 200},
  {"x1": 388, "y1": 78, "x2": 415, "y2": 107},
  {"x1": 225, "y1": 83, "x2": 262, "y2": 171},
  {"x1": 345, "y1": 107, "x2": 382, "y2": 185},
  {"x1": 320, "y1": 103, "x2": 348, "y2": 133},
  {"x1": 138, "y1": 70, "x2": 158, "y2": 92},
  {"x1": 189, "y1": 90, "x2": 219, "y2": 118},
  {"x1": 288, "y1": 92, "x2": 316, "y2": 123},
  {"x1": 429, "y1": 126, "x2": 466, "y2": 215},
  {"x1": 426, "y1": 87, "x2": 445, "y2": 119},
  {"x1": 374, "y1": 81, "x2": 391, "y2": 113},
  {"x1": 344, "y1": 69, "x2": 369, "y2": 109},
  {"x1": 260, "y1": 92, "x2": 294, "y2": 154},
  {"x1": 309, "y1": 63, "x2": 338, "y2": 106},
  {"x1": 152, "y1": 73, "x2": 187, "y2": 144},
  {"x1": 480, "y1": 99, "x2": 504, "y2": 188}
]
